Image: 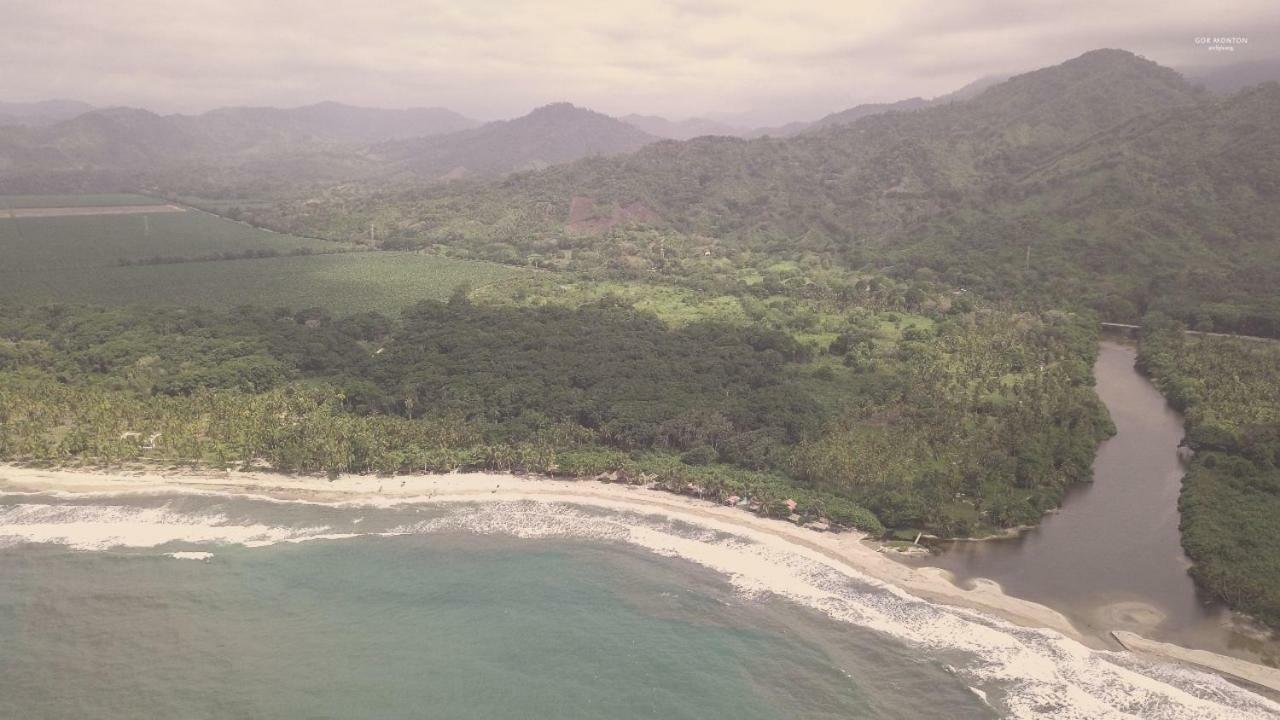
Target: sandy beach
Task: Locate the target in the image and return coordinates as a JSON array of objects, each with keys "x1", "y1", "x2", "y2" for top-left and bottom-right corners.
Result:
[
  {"x1": 0, "y1": 463, "x2": 1085, "y2": 635},
  {"x1": 4, "y1": 462, "x2": 1279, "y2": 700}
]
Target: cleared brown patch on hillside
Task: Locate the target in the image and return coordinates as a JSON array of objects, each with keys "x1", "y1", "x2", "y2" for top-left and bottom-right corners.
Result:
[
  {"x1": 565, "y1": 195, "x2": 661, "y2": 235},
  {"x1": 4, "y1": 204, "x2": 186, "y2": 218}
]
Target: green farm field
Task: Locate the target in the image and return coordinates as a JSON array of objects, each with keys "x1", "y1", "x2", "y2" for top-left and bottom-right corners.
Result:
[
  {"x1": 0, "y1": 193, "x2": 529, "y2": 313},
  {"x1": 0, "y1": 193, "x2": 160, "y2": 209},
  {"x1": 0, "y1": 252, "x2": 529, "y2": 315},
  {"x1": 1, "y1": 199, "x2": 346, "y2": 271}
]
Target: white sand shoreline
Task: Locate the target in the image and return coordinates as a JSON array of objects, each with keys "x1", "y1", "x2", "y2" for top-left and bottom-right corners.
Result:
[
  {"x1": 0, "y1": 463, "x2": 1087, "y2": 637},
  {"x1": 4, "y1": 462, "x2": 1279, "y2": 699}
]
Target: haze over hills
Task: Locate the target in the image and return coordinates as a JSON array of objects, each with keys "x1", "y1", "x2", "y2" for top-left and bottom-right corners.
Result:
[
  {"x1": 194, "y1": 102, "x2": 479, "y2": 144},
  {"x1": 0, "y1": 99, "x2": 95, "y2": 127},
  {"x1": 240, "y1": 49, "x2": 1279, "y2": 334},
  {"x1": 798, "y1": 97, "x2": 932, "y2": 134},
  {"x1": 4, "y1": 47, "x2": 1279, "y2": 336},
  {"x1": 1180, "y1": 58, "x2": 1280, "y2": 94},
  {"x1": 748, "y1": 75, "x2": 1008, "y2": 137},
  {"x1": 0, "y1": 102, "x2": 477, "y2": 185},
  {"x1": 619, "y1": 114, "x2": 749, "y2": 140},
  {"x1": 374, "y1": 103, "x2": 659, "y2": 180},
  {"x1": 0, "y1": 101, "x2": 660, "y2": 189}
]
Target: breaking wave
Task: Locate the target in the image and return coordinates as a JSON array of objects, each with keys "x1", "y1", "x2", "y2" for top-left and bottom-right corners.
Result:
[{"x1": 1, "y1": 491, "x2": 1277, "y2": 719}]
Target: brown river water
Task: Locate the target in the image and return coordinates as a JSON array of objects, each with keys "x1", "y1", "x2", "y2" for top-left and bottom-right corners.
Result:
[{"x1": 908, "y1": 339, "x2": 1278, "y2": 663}]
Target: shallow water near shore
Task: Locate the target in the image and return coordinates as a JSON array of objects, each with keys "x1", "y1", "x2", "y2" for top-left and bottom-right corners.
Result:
[
  {"x1": 0, "y1": 492, "x2": 991, "y2": 720},
  {"x1": 2, "y1": 487, "x2": 1278, "y2": 718}
]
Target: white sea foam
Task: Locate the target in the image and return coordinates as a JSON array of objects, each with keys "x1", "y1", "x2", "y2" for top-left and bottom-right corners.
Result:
[
  {"x1": 411, "y1": 501, "x2": 1280, "y2": 720},
  {"x1": 3, "y1": 491, "x2": 1278, "y2": 719},
  {"x1": 0, "y1": 503, "x2": 337, "y2": 551},
  {"x1": 165, "y1": 551, "x2": 214, "y2": 561}
]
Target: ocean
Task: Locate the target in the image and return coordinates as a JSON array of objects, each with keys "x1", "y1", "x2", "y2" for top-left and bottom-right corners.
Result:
[{"x1": 0, "y1": 488, "x2": 1276, "y2": 719}]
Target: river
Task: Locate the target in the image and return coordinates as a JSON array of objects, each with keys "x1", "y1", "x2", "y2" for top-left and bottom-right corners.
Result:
[{"x1": 910, "y1": 339, "x2": 1278, "y2": 663}]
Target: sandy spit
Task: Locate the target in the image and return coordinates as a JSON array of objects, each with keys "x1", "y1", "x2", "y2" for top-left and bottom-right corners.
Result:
[{"x1": 1114, "y1": 631, "x2": 1280, "y2": 695}]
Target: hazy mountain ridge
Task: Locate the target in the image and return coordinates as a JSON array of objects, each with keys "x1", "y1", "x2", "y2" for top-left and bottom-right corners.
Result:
[
  {"x1": 193, "y1": 102, "x2": 479, "y2": 145},
  {"x1": 1180, "y1": 58, "x2": 1280, "y2": 94},
  {"x1": 0, "y1": 99, "x2": 95, "y2": 127},
  {"x1": 746, "y1": 74, "x2": 1009, "y2": 137},
  {"x1": 0, "y1": 102, "x2": 477, "y2": 183},
  {"x1": 619, "y1": 114, "x2": 748, "y2": 140},
  {"x1": 0, "y1": 101, "x2": 656, "y2": 189},
  {"x1": 375, "y1": 103, "x2": 659, "y2": 180}
]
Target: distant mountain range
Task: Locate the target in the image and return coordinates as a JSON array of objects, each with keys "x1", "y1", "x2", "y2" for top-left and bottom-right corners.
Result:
[
  {"x1": 1179, "y1": 58, "x2": 1280, "y2": 94},
  {"x1": 620, "y1": 75, "x2": 1011, "y2": 140},
  {"x1": 0, "y1": 100, "x2": 95, "y2": 127},
  {"x1": 0, "y1": 71, "x2": 1095, "y2": 188},
  {"x1": 0, "y1": 100, "x2": 662, "y2": 189},
  {"x1": 374, "y1": 103, "x2": 658, "y2": 181}
]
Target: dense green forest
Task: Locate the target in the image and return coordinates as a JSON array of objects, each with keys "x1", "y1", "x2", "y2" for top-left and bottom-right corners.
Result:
[
  {"x1": 1138, "y1": 326, "x2": 1280, "y2": 625},
  {"x1": 0, "y1": 281, "x2": 1110, "y2": 537}
]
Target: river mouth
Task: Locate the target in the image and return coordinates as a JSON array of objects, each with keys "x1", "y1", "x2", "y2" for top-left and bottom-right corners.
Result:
[{"x1": 904, "y1": 339, "x2": 1280, "y2": 666}]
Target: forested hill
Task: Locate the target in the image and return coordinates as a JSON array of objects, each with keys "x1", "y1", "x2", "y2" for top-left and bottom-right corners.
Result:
[
  {"x1": 903, "y1": 81, "x2": 1280, "y2": 335},
  {"x1": 244, "y1": 49, "x2": 1280, "y2": 334},
  {"x1": 0, "y1": 102, "x2": 477, "y2": 189},
  {"x1": 371, "y1": 103, "x2": 659, "y2": 180},
  {"x1": 0, "y1": 101, "x2": 657, "y2": 192}
]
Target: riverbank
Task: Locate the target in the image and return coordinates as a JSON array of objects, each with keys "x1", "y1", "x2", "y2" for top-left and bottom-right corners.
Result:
[{"x1": 907, "y1": 340, "x2": 1280, "y2": 669}]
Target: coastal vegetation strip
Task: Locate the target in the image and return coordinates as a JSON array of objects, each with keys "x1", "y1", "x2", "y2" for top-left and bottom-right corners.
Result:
[
  {"x1": 0, "y1": 284, "x2": 1108, "y2": 538},
  {"x1": 1138, "y1": 323, "x2": 1280, "y2": 629}
]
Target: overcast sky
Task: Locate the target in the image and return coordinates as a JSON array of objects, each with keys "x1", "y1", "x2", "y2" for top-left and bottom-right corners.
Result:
[{"x1": 3, "y1": 0, "x2": 1276, "y2": 125}]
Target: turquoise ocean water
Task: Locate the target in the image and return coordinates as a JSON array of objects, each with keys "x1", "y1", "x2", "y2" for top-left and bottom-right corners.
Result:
[
  {"x1": 0, "y1": 491, "x2": 989, "y2": 720},
  {"x1": 1, "y1": 489, "x2": 1277, "y2": 719}
]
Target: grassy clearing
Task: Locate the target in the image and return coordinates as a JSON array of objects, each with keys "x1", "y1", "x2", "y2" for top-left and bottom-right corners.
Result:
[
  {"x1": 0, "y1": 252, "x2": 529, "y2": 315},
  {"x1": 477, "y1": 277, "x2": 749, "y2": 326}
]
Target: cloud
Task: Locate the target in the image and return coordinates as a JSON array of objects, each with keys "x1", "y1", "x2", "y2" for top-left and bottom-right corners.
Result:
[{"x1": 1, "y1": 0, "x2": 1276, "y2": 124}]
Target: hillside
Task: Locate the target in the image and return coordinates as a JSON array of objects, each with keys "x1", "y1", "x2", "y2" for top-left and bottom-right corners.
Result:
[
  {"x1": 0, "y1": 102, "x2": 477, "y2": 189},
  {"x1": 241, "y1": 50, "x2": 1280, "y2": 334},
  {"x1": 1181, "y1": 58, "x2": 1280, "y2": 94},
  {"x1": 902, "y1": 81, "x2": 1280, "y2": 334},
  {"x1": 747, "y1": 75, "x2": 1007, "y2": 137},
  {"x1": 375, "y1": 103, "x2": 659, "y2": 180},
  {"x1": 801, "y1": 97, "x2": 931, "y2": 132},
  {"x1": 0, "y1": 99, "x2": 94, "y2": 127}
]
